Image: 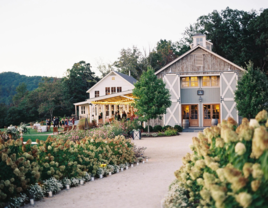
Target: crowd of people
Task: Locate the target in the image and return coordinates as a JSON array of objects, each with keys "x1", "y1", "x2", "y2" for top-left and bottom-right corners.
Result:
[{"x1": 46, "y1": 117, "x2": 75, "y2": 131}]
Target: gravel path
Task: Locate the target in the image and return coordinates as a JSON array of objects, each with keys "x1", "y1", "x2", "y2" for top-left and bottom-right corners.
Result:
[{"x1": 25, "y1": 133, "x2": 196, "y2": 208}]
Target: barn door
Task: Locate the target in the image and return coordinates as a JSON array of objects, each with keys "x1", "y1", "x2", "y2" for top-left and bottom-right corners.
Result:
[
  {"x1": 163, "y1": 74, "x2": 181, "y2": 126},
  {"x1": 220, "y1": 72, "x2": 238, "y2": 122}
]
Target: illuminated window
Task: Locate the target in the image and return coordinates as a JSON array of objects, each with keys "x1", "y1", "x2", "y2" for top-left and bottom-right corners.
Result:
[
  {"x1": 117, "y1": 87, "x2": 122, "y2": 93},
  {"x1": 181, "y1": 77, "x2": 199, "y2": 88},
  {"x1": 202, "y1": 76, "x2": 219, "y2": 87},
  {"x1": 202, "y1": 76, "x2": 210, "y2": 87},
  {"x1": 111, "y1": 87, "x2": 116, "y2": 94},
  {"x1": 112, "y1": 77, "x2": 115, "y2": 80},
  {"x1": 211, "y1": 76, "x2": 219, "y2": 86},
  {"x1": 105, "y1": 87, "x2": 110, "y2": 95},
  {"x1": 95, "y1": 91, "x2": 99, "y2": 97},
  {"x1": 191, "y1": 77, "x2": 198, "y2": 87},
  {"x1": 181, "y1": 77, "x2": 189, "y2": 87}
]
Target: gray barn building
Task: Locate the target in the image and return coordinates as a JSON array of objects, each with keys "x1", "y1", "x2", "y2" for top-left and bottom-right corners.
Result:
[{"x1": 155, "y1": 34, "x2": 245, "y2": 128}]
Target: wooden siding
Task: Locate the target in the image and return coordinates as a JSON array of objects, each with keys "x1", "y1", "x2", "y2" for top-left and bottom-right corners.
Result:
[{"x1": 157, "y1": 48, "x2": 244, "y2": 78}]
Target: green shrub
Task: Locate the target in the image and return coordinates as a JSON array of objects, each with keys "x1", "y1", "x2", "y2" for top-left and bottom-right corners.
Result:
[
  {"x1": 137, "y1": 125, "x2": 144, "y2": 131},
  {"x1": 171, "y1": 110, "x2": 268, "y2": 208},
  {"x1": 0, "y1": 134, "x2": 137, "y2": 205},
  {"x1": 163, "y1": 125, "x2": 172, "y2": 131},
  {"x1": 0, "y1": 139, "x2": 40, "y2": 202},
  {"x1": 158, "y1": 132, "x2": 165, "y2": 136},
  {"x1": 153, "y1": 125, "x2": 163, "y2": 132},
  {"x1": 144, "y1": 125, "x2": 153, "y2": 132},
  {"x1": 174, "y1": 125, "x2": 183, "y2": 132},
  {"x1": 164, "y1": 128, "x2": 177, "y2": 136}
]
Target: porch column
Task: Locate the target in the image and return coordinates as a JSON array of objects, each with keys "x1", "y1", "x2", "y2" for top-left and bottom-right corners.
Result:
[
  {"x1": 103, "y1": 105, "x2": 106, "y2": 123},
  {"x1": 127, "y1": 104, "x2": 129, "y2": 113},
  {"x1": 109, "y1": 105, "x2": 111, "y2": 118},
  {"x1": 96, "y1": 105, "x2": 99, "y2": 125},
  {"x1": 89, "y1": 105, "x2": 92, "y2": 123},
  {"x1": 74, "y1": 105, "x2": 77, "y2": 119}
]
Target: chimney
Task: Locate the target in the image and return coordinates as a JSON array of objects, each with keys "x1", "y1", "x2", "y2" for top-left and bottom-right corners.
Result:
[{"x1": 129, "y1": 71, "x2": 131, "y2": 76}]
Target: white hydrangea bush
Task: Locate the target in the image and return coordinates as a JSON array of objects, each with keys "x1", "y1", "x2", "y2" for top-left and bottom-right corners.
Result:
[
  {"x1": 162, "y1": 179, "x2": 192, "y2": 208},
  {"x1": 170, "y1": 110, "x2": 268, "y2": 208},
  {"x1": 42, "y1": 177, "x2": 63, "y2": 194},
  {"x1": 27, "y1": 184, "x2": 43, "y2": 200}
]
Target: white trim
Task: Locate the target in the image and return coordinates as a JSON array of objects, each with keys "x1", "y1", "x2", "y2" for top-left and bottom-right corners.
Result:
[
  {"x1": 73, "y1": 89, "x2": 133, "y2": 105},
  {"x1": 155, "y1": 45, "x2": 246, "y2": 75},
  {"x1": 180, "y1": 74, "x2": 221, "y2": 77},
  {"x1": 164, "y1": 75, "x2": 179, "y2": 99},
  {"x1": 166, "y1": 103, "x2": 180, "y2": 125},
  {"x1": 86, "y1": 71, "x2": 135, "y2": 93},
  {"x1": 220, "y1": 72, "x2": 238, "y2": 121}
]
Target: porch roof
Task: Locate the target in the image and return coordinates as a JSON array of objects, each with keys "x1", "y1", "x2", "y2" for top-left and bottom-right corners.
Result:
[{"x1": 73, "y1": 90, "x2": 136, "y2": 105}]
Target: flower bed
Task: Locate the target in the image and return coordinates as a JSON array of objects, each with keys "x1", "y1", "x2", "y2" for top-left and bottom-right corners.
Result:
[
  {"x1": 0, "y1": 135, "x2": 137, "y2": 207},
  {"x1": 163, "y1": 110, "x2": 268, "y2": 208}
]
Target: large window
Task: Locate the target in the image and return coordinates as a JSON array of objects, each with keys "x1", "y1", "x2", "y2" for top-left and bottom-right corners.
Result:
[
  {"x1": 202, "y1": 76, "x2": 219, "y2": 87},
  {"x1": 111, "y1": 87, "x2": 116, "y2": 94},
  {"x1": 95, "y1": 91, "x2": 99, "y2": 97},
  {"x1": 81, "y1": 106, "x2": 85, "y2": 114},
  {"x1": 181, "y1": 77, "x2": 199, "y2": 88},
  {"x1": 117, "y1": 87, "x2": 122, "y2": 93},
  {"x1": 105, "y1": 87, "x2": 110, "y2": 95}
]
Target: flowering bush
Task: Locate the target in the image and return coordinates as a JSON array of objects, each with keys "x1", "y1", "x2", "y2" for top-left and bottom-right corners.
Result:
[
  {"x1": 3, "y1": 126, "x2": 19, "y2": 141},
  {"x1": 56, "y1": 119, "x2": 139, "y2": 141},
  {"x1": 27, "y1": 184, "x2": 43, "y2": 200},
  {"x1": 162, "y1": 179, "x2": 192, "y2": 208},
  {"x1": 42, "y1": 177, "x2": 63, "y2": 194},
  {"x1": 70, "y1": 178, "x2": 79, "y2": 187},
  {"x1": 170, "y1": 110, "x2": 268, "y2": 208},
  {"x1": 61, "y1": 178, "x2": 71, "y2": 186},
  {"x1": 0, "y1": 139, "x2": 40, "y2": 202},
  {"x1": 0, "y1": 134, "x2": 136, "y2": 206},
  {"x1": 8, "y1": 193, "x2": 28, "y2": 208}
]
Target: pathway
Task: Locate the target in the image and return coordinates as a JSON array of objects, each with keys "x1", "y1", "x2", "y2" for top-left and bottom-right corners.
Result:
[{"x1": 25, "y1": 133, "x2": 196, "y2": 208}]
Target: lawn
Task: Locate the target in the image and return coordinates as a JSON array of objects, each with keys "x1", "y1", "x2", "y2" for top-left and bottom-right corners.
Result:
[
  {"x1": 1, "y1": 126, "x2": 61, "y2": 142},
  {"x1": 23, "y1": 134, "x2": 52, "y2": 142}
]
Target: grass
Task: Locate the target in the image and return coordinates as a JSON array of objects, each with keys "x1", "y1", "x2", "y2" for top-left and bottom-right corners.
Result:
[{"x1": 23, "y1": 135, "x2": 53, "y2": 142}]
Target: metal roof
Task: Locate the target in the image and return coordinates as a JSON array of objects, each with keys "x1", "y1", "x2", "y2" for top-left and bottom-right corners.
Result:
[{"x1": 114, "y1": 71, "x2": 137, "y2": 85}]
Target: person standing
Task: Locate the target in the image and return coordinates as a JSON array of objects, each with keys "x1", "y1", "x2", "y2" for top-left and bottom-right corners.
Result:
[
  {"x1": 72, "y1": 117, "x2": 75, "y2": 126},
  {"x1": 53, "y1": 117, "x2": 56, "y2": 127}
]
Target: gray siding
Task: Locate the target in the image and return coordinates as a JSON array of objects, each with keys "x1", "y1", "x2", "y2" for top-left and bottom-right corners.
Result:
[{"x1": 181, "y1": 88, "x2": 220, "y2": 104}]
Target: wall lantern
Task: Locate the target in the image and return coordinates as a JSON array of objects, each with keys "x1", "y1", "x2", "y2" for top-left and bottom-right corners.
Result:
[{"x1": 199, "y1": 96, "x2": 203, "y2": 103}]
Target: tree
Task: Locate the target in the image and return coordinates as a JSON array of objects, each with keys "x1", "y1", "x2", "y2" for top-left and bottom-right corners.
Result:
[
  {"x1": 63, "y1": 61, "x2": 99, "y2": 114},
  {"x1": 37, "y1": 78, "x2": 65, "y2": 120},
  {"x1": 97, "y1": 62, "x2": 115, "y2": 78},
  {"x1": 235, "y1": 62, "x2": 268, "y2": 118},
  {"x1": 113, "y1": 46, "x2": 149, "y2": 79},
  {"x1": 132, "y1": 67, "x2": 171, "y2": 133},
  {"x1": 149, "y1": 39, "x2": 190, "y2": 73},
  {"x1": 12, "y1": 83, "x2": 28, "y2": 105}
]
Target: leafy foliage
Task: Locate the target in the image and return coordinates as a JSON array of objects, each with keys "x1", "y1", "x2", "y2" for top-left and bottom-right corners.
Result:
[
  {"x1": 171, "y1": 110, "x2": 268, "y2": 208},
  {"x1": 164, "y1": 128, "x2": 178, "y2": 136},
  {"x1": 0, "y1": 134, "x2": 136, "y2": 204},
  {"x1": 0, "y1": 72, "x2": 44, "y2": 105},
  {"x1": 235, "y1": 62, "x2": 268, "y2": 118},
  {"x1": 132, "y1": 67, "x2": 171, "y2": 133}
]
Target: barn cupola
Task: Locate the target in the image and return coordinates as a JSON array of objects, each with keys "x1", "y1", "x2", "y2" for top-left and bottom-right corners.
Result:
[{"x1": 190, "y1": 33, "x2": 213, "y2": 51}]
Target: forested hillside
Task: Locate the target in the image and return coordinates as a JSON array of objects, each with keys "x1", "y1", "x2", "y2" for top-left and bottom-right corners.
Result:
[{"x1": 0, "y1": 72, "x2": 44, "y2": 105}]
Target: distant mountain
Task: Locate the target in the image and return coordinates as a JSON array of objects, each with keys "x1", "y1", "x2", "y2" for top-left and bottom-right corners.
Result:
[{"x1": 0, "y1": 72, "x2": 45, "y2": 105}]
